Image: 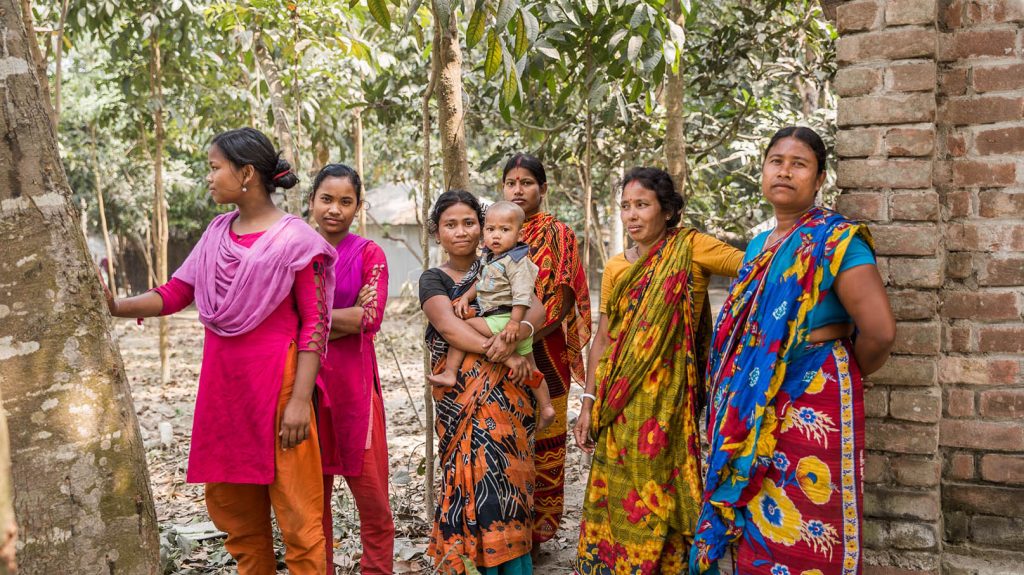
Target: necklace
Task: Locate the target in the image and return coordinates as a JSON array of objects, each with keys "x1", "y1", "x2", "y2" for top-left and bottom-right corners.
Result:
[{"x1": 446, "y1": 262, "x2": 472, "y2": 273}]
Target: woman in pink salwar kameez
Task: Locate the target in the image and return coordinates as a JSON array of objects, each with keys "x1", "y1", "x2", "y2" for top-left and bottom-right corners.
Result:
[
  {"x1": 309, "y1": 164, "x2": 395, "y2": 574},
  {"x1": 104, "y1": 128, "x2": 336, "y2": 575}
]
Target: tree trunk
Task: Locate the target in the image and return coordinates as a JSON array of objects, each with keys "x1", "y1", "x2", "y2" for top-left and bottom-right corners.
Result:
[
  {"x1": 90, "y1": 123, "x2": 116, "y2": 295},
  {"x1": 0, "y1": 3, "x2": 160, "y2": 572},
  {"x1": 354, "y1": 107, "x2": 367, "y2": 234},
  {"x1": 664, "y1": 0, "x2": 688, "y2": 201},
  {"x1": 433, "y1": 4, "x2": 469, "y2": 190},
  {"x1": 420, "y1": 30, "x2": 440, "y2": 522},
  {"x1": 149, "y1": 27, "x2": 171, "y2": 385},
  {"x1": 254, "y1": 32, "x2": 303, "y2": 215},
  {"x1": 583, "y1": 108, "x2": 594, "y2": 275},
  {"x1": 52, "y1": 0, "x2": 69, "y2": 129},
  {"x1": 18, "y1": 0, "x2": 54, "y2": 130}
]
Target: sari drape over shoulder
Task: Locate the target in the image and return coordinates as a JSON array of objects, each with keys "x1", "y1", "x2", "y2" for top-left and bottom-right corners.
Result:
[
  {"x1": 691, "y1": 207, "x2": 873, "y2": 575},
  {"x1": 421, "y1": 264, "x2": 536, "y2": 574},
  {"x1": 577, "y1": 228, "x2": 706, "y2": 574}
]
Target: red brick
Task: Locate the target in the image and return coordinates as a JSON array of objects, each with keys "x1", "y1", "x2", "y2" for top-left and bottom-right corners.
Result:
[
  {"x1": 947, "y1": 29, "x2": 1017, "y2": 59},
  {"x1": 871, "y1": 356, "x2": 937, "y2": 386},
  {"x1": 948, "y1": 221, "x2": 1024, "y2": 251},
  {"x1": 837, "y1": 0, "x2": 882, "y2": 33},
  {"x1": 978, "y1": 255, "x2": 1024, "y2": 286},
  {"x1": 951, "y1": 160, "x2": 1016, "y2": 187},
  {"x1": 885, "y1": 127, "x2": 935, "y2": 157},
  {"x1": 885, "y1": 0, "x2": 937, "y2": 25},
  {"x1": 890, "y1": 289, "x2": 938, "y2": 320},
  {"x1": 980, "y1": 454, "x2": 1024, "y2": 485},
  {"x1": 973, "y1": 63, "x2": 1024, "y2": 93},
  {"x1": 975, "y1": 126, "x2": 1024, "y2": 156},
  {"x1": 891, "y1": 456, "x2": 941, "y2": 487},
  {"x1": 837, "y1": 192, "x2": 887, "y2": 220},
  {"x1": 979, "y1": 389, "x2": 1024, "y2": 419},
  {"x1": 838, "y1": 159, "x2": 933, "y2": 189},
  {"x1": 941, "y1": 96, "x2": 1024, "y2": 125},
  {"x1": 945, "y1": 132, "x2": 967, "y2": 157},
  {"x1": 873, "y1": 225, "x2": 939, "y2": 256},
  {"x1": 893, "y1": 321, "x2": 942, "y2": 355},
  {"x1": 836, "y1": 66, "x2": 883, "y2": 96},
  {"x1": 941, "y1": 290, "x2": 1022, "y2": 321},
  {"x1": 839, "y1": 94, "x2": 936, "y2": 126},
  {"x1": 947, "y1": 192, "x2": 974, "y2": 222},
  {"x1": 938, "y1": 67, "x2": 969, "y2": 96},
  {"x1": 988, "y1": 359, "x2": 1022, "y2": 384},
  {"x1": 943, "y1": 484, "x2": 1024, "y2": 517},
  {"x1": 890, "y1": 190, "x2": 939, "y2": 221},
  {"x1": 941, "y1": 0, "x2": 967, "y2": 28},
  {"x1": 940, "y1": 419, "x2": 1024, "y2": 450},
  {"x1": 888, "y1": 257, "x2": 942, "y2": 288},
  {"x1": 965, "y1": 0, "x2": 1024, "y2": 25},
  {"x1": 890, "y1": 388, "x2": 941, "y2": 422},
  {"x1": 864, "y1": 486, "x2": 941, "y2": 520},
  {"x1": 864, "y1": 452, "x2": 889, "y2": 483},
  {"x1": 866, "y1": 421, "x2": 939, "y2": 454},
  {"x1": 946, "y1": 252, "x2": 974, "y2": 279},
  {"x1": 865, "y1": 387, "x2": 889, "y2": 417},
  {"x1": 947, "y1": 452, "x2": 975, "y2": 480},
  {"x1": 838, "y1": 29, "x2": 936, "y2": 63},
  {"x1": 970, "y1": 515, "x2": 1024, "y2": 549},
  {"x1": 837, "y1": 127, "x2": 884, "y2": 158},
  {"x1": 979, "y1": 325, "x2": 1024, "y2": 352},
  {"x1": 946, "y1": 388, "x2": 976, "y2": 417},
  {"x1": 979, "y1": 190, "x2": 1024, "y2": 218},
  {"x1": 944, "y1": 322, "x2": 974, "y2": 353},
  {"x1": 887, "y1": 61, "x2": 937, "y2": 93}
]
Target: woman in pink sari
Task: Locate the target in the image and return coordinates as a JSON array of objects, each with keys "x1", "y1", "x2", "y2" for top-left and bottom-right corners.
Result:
[
  {"x1": 103, "y1": 128, "x2": 335, "y2": 574},
  {"x1": 309, "y1": 164, "x2": 394, "y2": 574}
]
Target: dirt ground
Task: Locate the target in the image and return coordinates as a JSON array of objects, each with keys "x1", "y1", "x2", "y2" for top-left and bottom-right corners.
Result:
[{"x1": 115, "y1": 299, "x2": 588, "y2": 574}]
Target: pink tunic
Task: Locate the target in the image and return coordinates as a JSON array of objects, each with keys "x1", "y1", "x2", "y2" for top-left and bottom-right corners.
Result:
[
  {"x1": 155, "y1": 229, "x2": 328, "y2": 484},
  {"x1": 318, "y1": 238, "x2": 388, "y2": 476}
]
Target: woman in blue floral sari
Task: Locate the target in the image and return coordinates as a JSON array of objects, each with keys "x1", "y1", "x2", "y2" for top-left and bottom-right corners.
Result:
[{"x1": 691, "y1": 127, "x2": 896, "y2": 575}]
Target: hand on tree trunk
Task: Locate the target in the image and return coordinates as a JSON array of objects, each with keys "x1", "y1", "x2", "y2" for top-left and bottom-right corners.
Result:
[{"x1": 0, "y1": 519, "x2": 17, "y2": 573}]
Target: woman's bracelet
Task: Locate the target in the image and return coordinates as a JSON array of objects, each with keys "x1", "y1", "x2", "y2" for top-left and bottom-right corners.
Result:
[
  {"x1": 580, "y1": 392, "x2": 597, "y2": 402},
  {"x1": 521, "y1": 320, "x2": 535, "y2": 339}
]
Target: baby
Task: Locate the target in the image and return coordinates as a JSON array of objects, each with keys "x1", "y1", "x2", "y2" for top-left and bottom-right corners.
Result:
[{"x1": 428, "y1": 201, "x2": 555, "y2": 430}]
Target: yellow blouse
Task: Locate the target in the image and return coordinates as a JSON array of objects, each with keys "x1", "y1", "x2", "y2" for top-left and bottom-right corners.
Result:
[{"x1": 599, "y1": 231, "x2": 743, "y2": 320}]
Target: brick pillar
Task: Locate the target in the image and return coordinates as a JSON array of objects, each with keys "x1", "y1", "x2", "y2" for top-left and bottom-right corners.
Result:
[
  {"x1": 835, "y1": 1, "x2": 944, "y2": 573},
  {"x1": 835, "y1": 1, "x2": 1024, "y2": 574},
  {"x1": 935, "y1": 1, "x2": 1024, "y2": 573}
]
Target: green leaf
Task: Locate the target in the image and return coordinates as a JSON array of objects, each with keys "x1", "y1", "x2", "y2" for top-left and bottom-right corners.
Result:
[
  {"x1": 368, "y1": 0, "x2": 391, "y2": 29},
  {"x1": 629, "y1": 3, "x2": 648, "y2": 28},
  {"x1": 485, "y1": 31, "x2": 502, "y2": 78},
  {"x1": 513, "y1": 10, "x2": 527, "y2": 59},
  {"x1": 536, "y1": 44, "x2": 559, "y2": 60},
  {"x1": 667, "y1": 19, "x2": 685, "y2": 47},
  {"x1": 402, "y1": 0, "x2": 424, "y2": 32},
  {"x1": 501, "y1": 69, "x2": 519, "y2": 106},
  {"x1": 467, "y1": 5, "x2": 487, "y2": 49},
  {"x1": 626, "y1": 35, "x2": 642, "y2": 61},
  {"x1": 584, "y1": 0, "x2": 598, "y2": 15},
  {"x1": 522, "y1": 9, "x2": 538, "y2": 44},
  {"x1": 495, "y1": 0, "x2": 519, "y2": 29}
]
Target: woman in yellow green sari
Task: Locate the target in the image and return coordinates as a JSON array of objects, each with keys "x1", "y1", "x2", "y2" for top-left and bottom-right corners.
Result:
[{"x1": 573, "y1": 167, "x2": 743, "y2": 573}]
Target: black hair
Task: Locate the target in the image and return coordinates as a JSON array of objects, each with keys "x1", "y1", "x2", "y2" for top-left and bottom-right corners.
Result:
[
  {"x1": 621, "y1": 167, "x2": 684, "y2": 228},
  {"x1": 764, "y1": 126, "x2": 827, "y2": 175},
  {"x1": 210, "y1": 127, "x2": 299, "y2": 191},
  {"x1": 427, "y1": 189, "x2": 484, "y2": 236},
  {"x1": 502, "y1": 152, "x2": 547, "y2": 186},
  {"x1": 311, "y1": 163, "x2": 362, "y2": 203}
]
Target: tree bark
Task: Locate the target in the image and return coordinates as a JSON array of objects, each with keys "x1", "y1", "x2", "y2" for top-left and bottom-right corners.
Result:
[
  {"x1": 433, "y1": 4, "x2": 469, "y2": 190},
  {"x1": 420, "y1": 28, "x2": 440, "y2": 522},
  {"x1": 90, "y1": 123, "x2": 116, "y2": 295},
  {"x1": 149, "y1": 26, "x2": 170, "y2": 385},
  {"x1": 664, "y1": 0, "x2": 688, "y2": 201},
  {"x1": 52, "y1": 0, "x2": 69, "y2": 128},
  {"x1": 0, "y1": 3, "x2": 160, "y2": 572},
  {"x1": 254, "y1": 31, "x2": 303, "y2": 215},
  {"x1": 353, "y1": 108, "x2": 367, "y2": 234},
  {"x1": 18, "y1": 0, "x2": 54, "y2": 130}
]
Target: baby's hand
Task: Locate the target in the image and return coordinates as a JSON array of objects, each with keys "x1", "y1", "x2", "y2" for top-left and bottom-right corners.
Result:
[
  {"x1": 500, "y1": 320, "x2": 520, "y2": 343},
  {"x1": 453, "y1": 298, "x2": 470, "y2": 319}
]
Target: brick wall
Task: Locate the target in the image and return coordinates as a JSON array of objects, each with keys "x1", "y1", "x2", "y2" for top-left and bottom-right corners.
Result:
[{"x1": 833, "y1": 1, "x2": 1023, "y2": 573}]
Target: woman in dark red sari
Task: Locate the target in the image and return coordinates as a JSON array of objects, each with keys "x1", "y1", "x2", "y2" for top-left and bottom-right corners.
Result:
[{"x1": 501, "y1": 154, "x2": 591, "y2": 551}]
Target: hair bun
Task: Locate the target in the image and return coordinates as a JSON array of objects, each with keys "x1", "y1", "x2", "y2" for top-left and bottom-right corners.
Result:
[{"x1": 272, "y1": 158, "x2": 299, "y2": 190}]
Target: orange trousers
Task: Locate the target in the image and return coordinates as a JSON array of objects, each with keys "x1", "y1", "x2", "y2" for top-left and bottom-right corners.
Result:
[
  {"x1": 323, "y1": 389, "x2": 395, "y2": 574},
  {"x1": 206, "y1": 348, "x2": 326, "y2": 575}
]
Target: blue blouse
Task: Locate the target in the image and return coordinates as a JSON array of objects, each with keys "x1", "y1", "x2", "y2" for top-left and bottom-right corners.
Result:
[{"x1": 744, "y1": 230, "x2": 875, "y2": 330}]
